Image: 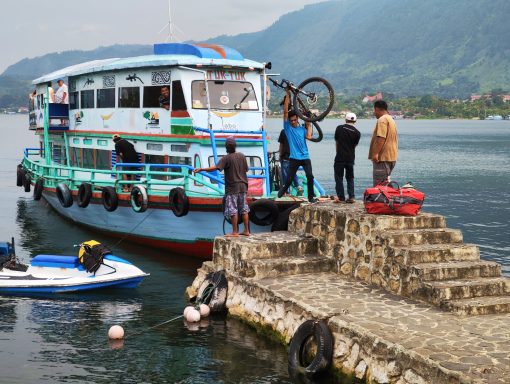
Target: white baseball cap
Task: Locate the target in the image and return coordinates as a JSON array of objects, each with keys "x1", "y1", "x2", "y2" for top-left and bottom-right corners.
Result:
[{"x1": 345, "y1": 112, "x2": 357, "y2": 122}]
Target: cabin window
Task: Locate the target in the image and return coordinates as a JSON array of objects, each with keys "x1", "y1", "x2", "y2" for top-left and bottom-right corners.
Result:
[
  {"x1": 147, "y1": 143, "x2": 163, "y2": 151},
  {"x1": 81, "y1": 90, "x2": 95, "y2": 109},
  {"x1": 171, "y1": 144, "x2": 189, "y2": 152},
  {"x1": 83, "y1": 139, "x2": 93, "y2": 145},
  {"x1": 73, "y1": 138, "x2": 80, "y2": 144},
  {"x1": 97, "y1": 89, "x2": 115, "y2": 108},
  {"x1": 171, "y1": 81, "x2": 187, "y2": 110},
  {"x1": 37, "y1": 94, "x2": 43, "y2": 109},
  {"x1": 118, "y1": 87, "x2": 140, "y2": 108},
  {"x1": 69, "y1": 92, "x2": 79, "y2": 110},
  {"x1": 51, "y1": 143, "x2": 66, "y2": 165},
  {"x1": 145, "y1": 154, "x2": 167, "y2": 180},
  {"x1": 192, "y1": 80, "x2": 258, "y2": 110},
  {"x1": 97, "y1": 139, "x2": 108, "y2": 146},
  {"x1": 82, "y1": 148, "x2": 95, "y2": 169},
  {"x1": 169, "y1": 156, "x2": 191, "y2": 180},
  {"x1": 96, "y1": 149, "x2": 111, "y2": 170},
  {"x1": 143, "y1": 86, "x2": 167, "y2": 108},
  {"x1": 208, "y1": 155, "x2": 262, "y2": 176},
  {"x1": 70, "y1": 147, "x2": 80, "y2": 167}
]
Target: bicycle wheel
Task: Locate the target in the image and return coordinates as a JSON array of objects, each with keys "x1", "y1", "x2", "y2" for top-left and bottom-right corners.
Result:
[
  {"x1": 293, "y1": 77, "x2": 334, "y2": 122},
  {"x1": 309, "y1": 121, "x2": 324, "y2": 143}
]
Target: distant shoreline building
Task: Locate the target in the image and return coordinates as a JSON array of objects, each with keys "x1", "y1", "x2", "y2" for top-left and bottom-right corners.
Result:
[{"x1": 362, "y1": 92, "x2": 383, "y2": 103}]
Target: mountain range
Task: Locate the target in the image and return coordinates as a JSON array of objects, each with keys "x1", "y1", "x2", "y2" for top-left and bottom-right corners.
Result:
[{"x1": 1, "y1": 0, "x2": 509, "y2": 108}]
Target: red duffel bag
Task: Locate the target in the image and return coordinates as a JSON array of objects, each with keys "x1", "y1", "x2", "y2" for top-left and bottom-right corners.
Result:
[{"x1": 363, "y1": 181, "x2": 425, "y2": 216}]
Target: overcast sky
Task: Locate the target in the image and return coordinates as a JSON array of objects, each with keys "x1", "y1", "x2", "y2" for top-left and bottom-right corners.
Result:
[{"x1": 0, "y1": 0, "x2": 325, "y2": 73}]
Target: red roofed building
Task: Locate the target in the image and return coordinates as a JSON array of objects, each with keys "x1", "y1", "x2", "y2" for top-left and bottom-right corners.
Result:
[{"x1": 362, "y1": 92, "x2": 383, "y2": 103}]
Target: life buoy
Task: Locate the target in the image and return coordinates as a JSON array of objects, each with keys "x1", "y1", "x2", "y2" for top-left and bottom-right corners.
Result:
[
  {"x1": 102, "y1": 186, "x2": 118, "y2": 212},
  {"x1": 288, "y1": 319, "x2": 333, "y2": 377},
  {"x1": 271, "y1": 203, "x2": 301, "y2": 232},
  {"x1": 196, "y1": 270, "x2": 228, "y2": 312},
  {"x1": 169, "y1": 187, "x2": 189, "y2": 217},
  {"x1": 33, "y1": 178, "x2": 44, "y2": 201},
  {"x1": 16, "y1": 164, "x2": 24, "y2": 187},
  {"x1": 77, "y1": 183, "x2": 92, "y2": 208},
  {"x1": 130, "y1": 185, "x2": 148, "y2": 213},
  {"x1": 248, "y1": 199, "x2": 279, "y2": 226},
  {"x1": 56, "y1": 183, "x2": 73, "y2": 208},
  {"x1": 23, "y1": 173, "x2": 31, "y2": 193}
]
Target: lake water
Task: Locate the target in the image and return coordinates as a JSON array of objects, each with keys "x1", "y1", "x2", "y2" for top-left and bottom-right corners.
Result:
[{"x1": 0, "y1": 114, "x2": 509, "y2": 383}]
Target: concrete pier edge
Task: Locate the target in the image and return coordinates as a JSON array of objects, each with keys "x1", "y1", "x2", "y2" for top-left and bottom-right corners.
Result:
[{"x1": 187, "y1": 202, "x2": 510, "y2": 383}]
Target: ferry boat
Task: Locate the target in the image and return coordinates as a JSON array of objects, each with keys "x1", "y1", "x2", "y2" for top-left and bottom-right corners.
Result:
[{"x1": 21, "y1": 43, "x2": 325, "y2": 258}]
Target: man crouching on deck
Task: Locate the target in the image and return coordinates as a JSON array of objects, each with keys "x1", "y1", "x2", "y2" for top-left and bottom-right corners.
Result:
[{"x1": 193, "y1": 137, "x2": 250, "y2": 237}]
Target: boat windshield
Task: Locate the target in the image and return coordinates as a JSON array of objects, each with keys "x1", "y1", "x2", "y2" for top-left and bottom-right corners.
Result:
[{"x1": 191, "y1": 80, "x2": 258, "y2": 111}]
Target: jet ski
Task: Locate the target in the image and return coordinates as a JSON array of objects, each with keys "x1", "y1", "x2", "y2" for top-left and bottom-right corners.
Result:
[{"x1": 0, "y1": 240, "x2": 149, "y2": 294}]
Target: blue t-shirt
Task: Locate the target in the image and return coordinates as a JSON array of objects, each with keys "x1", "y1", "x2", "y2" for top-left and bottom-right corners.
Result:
[{"x1": 283, "y1": 120, "x2": 309, "y2": 160}]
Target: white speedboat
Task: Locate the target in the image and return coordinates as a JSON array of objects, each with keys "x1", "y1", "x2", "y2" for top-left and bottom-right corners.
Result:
[{"x1": 0, "y1": 240, "x2": 148, "y2": 294}]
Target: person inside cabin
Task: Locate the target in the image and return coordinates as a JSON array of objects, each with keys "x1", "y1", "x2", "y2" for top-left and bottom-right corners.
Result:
[
  {"x1": 113, "y1": 134, "x2": 139, "y2": 192},
  {"x1": 159, "y1": 86, "x2": 170, "y2": 110},
  {"x1": 47, "y1": 82, "x2": 55, "y2": 103},
  {"x1": 277, "y1": 90, "x2": 318, "y2": 203},
  {"x1": 193, "y1": 137, "x2": 250, "y2": 237}
]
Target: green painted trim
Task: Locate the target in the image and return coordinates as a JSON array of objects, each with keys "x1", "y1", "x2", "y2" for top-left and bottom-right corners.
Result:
[
  {"x1": 171, "y1": 117, "x2": 193, "y2": 125},
  {"x1": 171, "y1": 125, "x2": 195, "y2": 135}
]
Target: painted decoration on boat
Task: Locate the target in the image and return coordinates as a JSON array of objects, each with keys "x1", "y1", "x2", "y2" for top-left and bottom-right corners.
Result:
[
  {"x1": 206, "y1": 69, "x2": 246, "y2": 81},
  {"x1": 100, "y1": 112, "x2": 114, "y2": 128},
  {"x1": 126, "y1": 73, "x2": 144, "y2": 84},
  {"x1": 74, "y1": 111, "x2": 84, "y2": 125},
  {"x1": 103, "y1": 75, "x2": 115, "y2": 88},
  {"x1": 151, "y1": 71, "x2": 171, "y2": 85},
  {"x1": 83, "y1": 78, "x2": 94, "y2": 88},
  {"x1": 144, "y1": 111, "x2": 160, "y2": 128}
]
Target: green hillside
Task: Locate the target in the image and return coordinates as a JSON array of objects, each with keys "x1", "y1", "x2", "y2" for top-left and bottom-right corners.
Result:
[{"x1": 1, "y1": 0, "x2": 509, "y2": 108}]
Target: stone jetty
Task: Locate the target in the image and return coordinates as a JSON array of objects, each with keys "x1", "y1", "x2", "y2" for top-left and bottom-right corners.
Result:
[{"x1": 187, "y1": 202, "x2": 510, "y2": 383}]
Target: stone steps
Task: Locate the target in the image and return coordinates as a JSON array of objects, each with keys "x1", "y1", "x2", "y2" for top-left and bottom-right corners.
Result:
[
  {"x1": 393, "y1": 243, "x2": 480, "y2": 265},
  {"x1": 244, "y1": 254, "x2": 335, "y2": 280},
  {"x1": 381, "y1": 228, "x2": 463, "y2": 247},
  {"x1": 420, "y1": 277, "x2": 510, "y2": 304},
  {"x1": 441, "y1": 295, "x2": 510, "y2": 316},
  {"x1": 370, "y1": 212, "x2": 446, "y2": 230},
  {"x1": 412, "y1": 260, "x2": 501, "y2": 281}
]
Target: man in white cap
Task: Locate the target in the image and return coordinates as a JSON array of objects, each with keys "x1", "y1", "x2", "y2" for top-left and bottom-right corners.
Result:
[
  {"x1": 334, "y1": 112, "x2": 360, "y2": 203},
  {"x1": 193, "y1": 137, "x2": 250, "y2": 237}
]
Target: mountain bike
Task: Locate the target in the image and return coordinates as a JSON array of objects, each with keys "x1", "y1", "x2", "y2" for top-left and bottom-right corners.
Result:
[{"x1": 268, "y1": 76, "x2": 334, "y2": 142}]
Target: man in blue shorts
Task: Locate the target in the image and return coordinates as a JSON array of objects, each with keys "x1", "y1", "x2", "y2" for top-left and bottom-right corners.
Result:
[
  {"x1": 277, "y1": 89, "x2": 317, "y2": 203},
  {"x1": 193, "y1": 137, "x2": 250, "y2": 237}
]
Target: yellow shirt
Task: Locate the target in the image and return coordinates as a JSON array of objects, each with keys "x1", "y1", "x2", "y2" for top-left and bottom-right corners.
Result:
[{"x1": 368, "y1": 114, "x2": 398, "y2": 161}]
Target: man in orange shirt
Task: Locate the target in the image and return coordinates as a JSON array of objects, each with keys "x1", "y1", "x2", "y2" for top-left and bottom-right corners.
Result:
[{"x1": 368, "y1": 100, "x2": 398, "y2": 186}]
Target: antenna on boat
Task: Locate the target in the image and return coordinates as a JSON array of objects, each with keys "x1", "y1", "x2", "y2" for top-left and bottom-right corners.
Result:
[{"x1": 159, "y1": 0, "x2": 174, "y2": 42}]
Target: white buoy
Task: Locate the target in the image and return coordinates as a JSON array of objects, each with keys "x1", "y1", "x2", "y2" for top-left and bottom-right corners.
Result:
[
  {"x1": 185, "y1": 308, "x2": 201, "y2": 323},
  {"x1": 183, "y1": 305, "x2": 194, "y2": 317},
  {"x1": 199, "y1": 303, "x2": 210, "y2": 317},
  {"x1": 108, "y1": 325, "x2": 125, "y2": 340}
]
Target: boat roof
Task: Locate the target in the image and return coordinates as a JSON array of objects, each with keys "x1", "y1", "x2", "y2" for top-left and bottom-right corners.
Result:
[{"x1": 33, "y1": 43, "x2": 265, "y2": 84}]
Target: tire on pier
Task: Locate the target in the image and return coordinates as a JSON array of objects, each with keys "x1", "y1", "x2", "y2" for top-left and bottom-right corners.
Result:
[
  {"x1": 77, "y1": 183, "x2": 92, "y2": 208},
  {"x1": 248, "y1": 199, "x2": 279, "y2": 226},
  {"x1": 56, "y1": 183, "x2": 73, "y2": 208},
  {"x1": 196, "y1": 270, "x2": 228, "y2": 312},
  {"x1": 288, "y1": 319, "x2": 333, "y2": 377},
  {"x1": 169, "y1": 187, "x2": 189, "y2": 217},
  {"x1": 102, "y1": 186, "x2": 118, "y2": 212},
  {"x1": 130, "y1": 185, "x2": 148, "y2": 213},
  {"x1": 33, "y1": 178, "x2": 44, "y2": 201}
]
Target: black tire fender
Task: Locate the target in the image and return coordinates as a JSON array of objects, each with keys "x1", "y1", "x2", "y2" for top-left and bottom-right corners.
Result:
[
  {"x1": 77, "y1": 183, "x2": 92, "y2": 208},
  {"x1": 33, "y1": 178, "x2": 44, "y2": 201},
  {"x1": 196, "y1": 271, "x2": 228, "y2": 312},
  {"x1": 102, "y1": 186, "x2": 118, "y2": 212},
  {"x1": 288, "y1": 319, "x2": 333, "y2": 377},
  {"x1": 16, "y1": 164, "x2": 24, "y2": 187},
  {"x1": 169, "y1": 187, "x2": 189, "y2": 217},
  {"x1": 271, "y1": 203, "x2": 301, "y2": 232},
  {"x1": 249, "y1": 199, "x2": 279, "y2": 226},
  {"x1": 130, "y1": 185, "x2": 149, "y2": 213},
  {"x1": 23, "y1": 173, "x2": 31, "y2": 193},
  {"x1": 56, "y1": 183, "x2": 73, "y2": 208}
]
